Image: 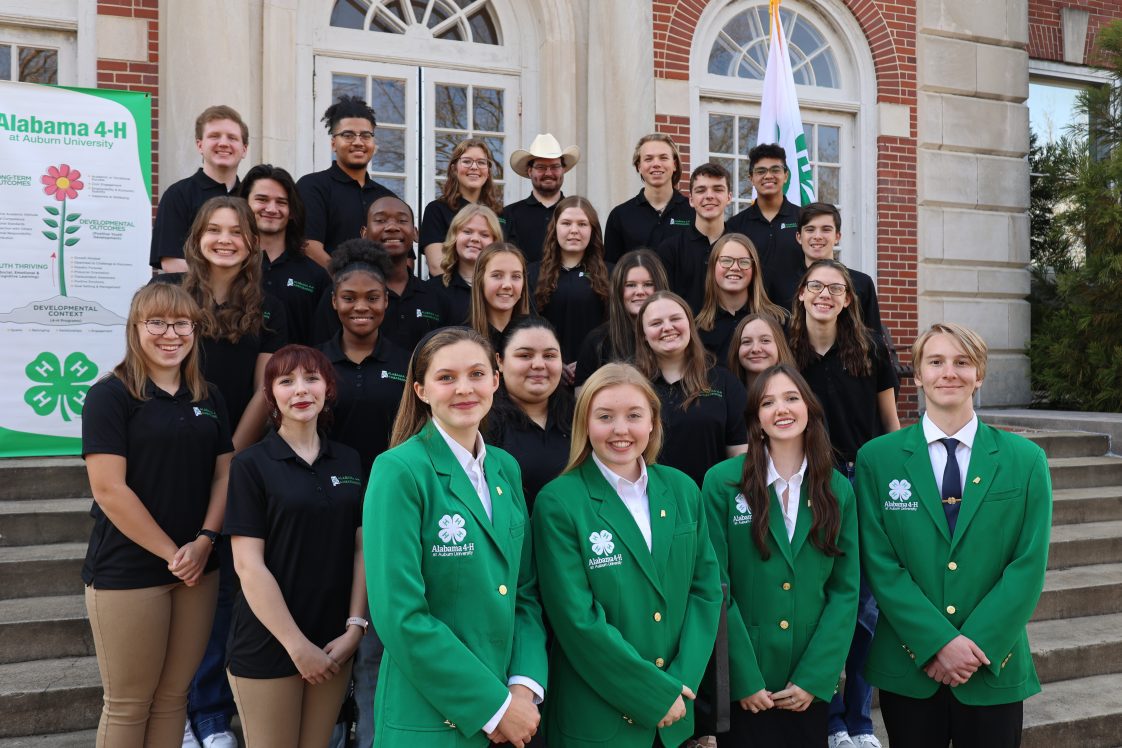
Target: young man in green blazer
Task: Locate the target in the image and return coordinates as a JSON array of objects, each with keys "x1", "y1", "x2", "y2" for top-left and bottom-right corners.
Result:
[{"x1": 855, "y1": 323, "x2": 1052, "y2": 747}]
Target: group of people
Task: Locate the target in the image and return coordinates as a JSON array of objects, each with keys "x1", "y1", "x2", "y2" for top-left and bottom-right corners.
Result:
[{"x1": 77, "y1": 95, "x2": 1053, "y2": 748}]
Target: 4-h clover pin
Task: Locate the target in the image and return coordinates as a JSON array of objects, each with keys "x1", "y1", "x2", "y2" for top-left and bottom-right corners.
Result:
[
  {"x1": 589, "y1": 530, "x2": 615, "y2": 556},
  {"x1": 888, "y1": 479, "x2": 912, "y2": 502},
  {"x1": 735, "y1": 493, "x2": 750, "y2": 515},
  {"x1": 438, "y1": 514, "x2": 467, "y2": 544},
  {"x1": 24, "y1": 352, "x2": 99, "y2": 422}
]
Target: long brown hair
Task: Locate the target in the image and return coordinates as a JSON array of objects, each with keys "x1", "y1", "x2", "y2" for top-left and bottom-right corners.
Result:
[
  {"x1": 634, "y1": 291, "x2": 714, "y2": 409},
  {"x1": 739, "y1": 364, "x2": 843, "y2": 560},
  {"x1": 439, "y1": 203, "x2": 503, "y2": 284},
  {"x1": 182, "y1": 196, "x2": 266, "y2": 343},
  {"x1": 788, "y1": 259, "x2": 872, "y2": 377},
  {"x1": 389, "y1": 327, "x2": 496, "y2": 448},
  {"x1": 470, "y1": 243, "x2": 531, "y2": 339},
  {"x1": 534, "y1": 196, "x2": 610, "y2": 309},
  {"x1": 727, "y1": 313, "x2": 795, "y2": 391},
  {"x1": 114, "y1": 284, "x2": 208, "y2": 402},
  {"x1": 606, "y1": 250, "x2": 670, "y2": 362},
  {"x1": 696, "y1": 233, "x2": 786, "y2": 330},
  {"x1": 567, "y1": 363, "x2": 663, "y2": 472},
  {"x1": 439, "y1": 138, "x2": 503, "y2": 214}
]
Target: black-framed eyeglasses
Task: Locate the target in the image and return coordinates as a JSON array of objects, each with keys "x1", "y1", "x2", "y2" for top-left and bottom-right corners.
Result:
[
  {"x1": 717, "y1": 256, "x2": 754, "y2": 269},
  {"x1": 333, "y1": 130, "x2": 375, "y2": 143},
  {"x1": 804, "y1": 280, "x2": 847, "y2": 296},
  {"x1": 751, "y1": 165, "x2": 787, "y2": 177},
  {"x1": 142, "y1": 319, "x2": 196, "y2": 336}
]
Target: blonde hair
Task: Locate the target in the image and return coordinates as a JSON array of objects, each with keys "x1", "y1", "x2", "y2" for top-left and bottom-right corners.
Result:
[
  {"x1": 631, "y1": 133, "x2": 683, "y2": 187},
  {"x1": 439, "y1": 204, "x2": 503, "y2": 284},
  {"x1": 912, "y1": 322, "x2": 988, "y2": 382},
  {"x1": 696, "y1": 233, "x2": 787, "y2": 330},
  {"x1": 114, "y1": 284, "x2": 208, "y2": 402},
  {"x1": 567, "y1": 363, "x2": 663, "y2": 472},
  {"x1": 470, "y1": 243, "x2": 531, "y2": 339}
]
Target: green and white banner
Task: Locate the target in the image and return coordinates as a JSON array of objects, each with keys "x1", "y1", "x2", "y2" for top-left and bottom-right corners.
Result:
[{"x1": 0, "y1": 82, "x2": 152, "y2": 457}]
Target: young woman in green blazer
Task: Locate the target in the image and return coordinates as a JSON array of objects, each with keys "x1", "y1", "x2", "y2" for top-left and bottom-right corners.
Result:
[
  {"x1": 534, "y1": 363, "x2": 723, "y2": 748},
  {"x1": 702, "y1": 363, "x2": 859, "y2": 746},
  {"x1": 362, "y1": 327, "x2": 548, "y2": 748}
]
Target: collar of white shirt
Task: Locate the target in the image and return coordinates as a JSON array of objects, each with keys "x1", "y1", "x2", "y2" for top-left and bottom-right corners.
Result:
[
  {"x1": 922, "y1": 412, "x2": 979, "y2": 448},
  {"x1": 591, "y1": 454, "x2": 652, "y2": 551},
  {"x1": 766, "y1": 450, "x2": 808, "y2": 542},
  {"x1": 591, "y1": 453, "x2": 649, "y2": 497},
  {"x1": 432, "y1": 420, "x2": 492, "y2": 520}
]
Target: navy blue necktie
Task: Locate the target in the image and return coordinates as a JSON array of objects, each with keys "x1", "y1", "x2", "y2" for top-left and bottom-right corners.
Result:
[{"x1": 940, "y1": 437, "x2": 961, "y2": 534}]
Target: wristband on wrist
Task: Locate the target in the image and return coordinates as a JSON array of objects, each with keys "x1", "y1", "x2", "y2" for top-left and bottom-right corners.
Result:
[
  {"x1": 196, "y1": 529, "x2": 220, "y2": 546},
  {"x1": 346, "y1": 616, "x2": 369, "y2": 635}
]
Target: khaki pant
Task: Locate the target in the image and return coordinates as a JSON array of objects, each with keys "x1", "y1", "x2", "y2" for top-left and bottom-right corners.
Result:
[
  {"x1": 228, "y1": 660, "x2": 353, "y2": 748},
  {"x1": 85, "y1": 572, "x2": 219, "y2": 748}
]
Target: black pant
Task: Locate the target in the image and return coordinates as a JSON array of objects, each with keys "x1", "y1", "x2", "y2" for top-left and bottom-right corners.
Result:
[
  {"x1": 721, "y1": 701, "x2": 828, "y2": 747},
  {"x1": 880, "y1": 687, "x2": 1023, "y2": 748}
]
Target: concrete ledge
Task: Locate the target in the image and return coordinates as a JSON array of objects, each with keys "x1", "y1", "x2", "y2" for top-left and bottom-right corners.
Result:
[{"x1": 980, "y1": 409, "x2": 1122, "y2": 456}]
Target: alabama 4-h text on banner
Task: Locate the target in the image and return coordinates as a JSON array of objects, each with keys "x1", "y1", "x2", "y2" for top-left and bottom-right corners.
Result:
[
  {"x1": 757, "y1": 0, "x2": 815, "y2": 205},
  {"x1": 0, "y1": 82, "x2": 152, "y2": 457}
]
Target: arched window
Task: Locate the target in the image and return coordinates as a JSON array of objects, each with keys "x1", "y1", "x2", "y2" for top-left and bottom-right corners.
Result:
[
  {"x1": 330, "y1": 0, "x2": 501, "y2": 45},
  {"x1": 707, "y1": 4, "x2": 839, "y2": 88}
]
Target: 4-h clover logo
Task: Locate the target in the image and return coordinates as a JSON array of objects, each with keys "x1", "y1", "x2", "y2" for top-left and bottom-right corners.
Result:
[
  {"x1": 888, "y1": 479, "x2": 912, "y2": 502},
  {"x1": 438, "y1": 514, "x2": 467, "y2": 544},
  {"x1": 735, "y1": 493, "x2": 750, "y2": 515},
  {"x1": 40, "y1": 164, "x2": 85, "y2": 297},
  {"x1": 24, "y1": 351, "x2": 99, "y2": 422},
  {"x1": 589, "y1": 530, "x2": 615, "y2": 556}
]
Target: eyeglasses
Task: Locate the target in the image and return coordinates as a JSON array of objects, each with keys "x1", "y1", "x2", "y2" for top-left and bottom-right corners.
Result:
[
  {"x1": 143, "y1": 319, "x2": 196, "y2": 335},
  {"x1": 751, "y1": 165, "x2": 787, "y2": 177},
  {"x1": 804, "y1": 280, "x2": 847, "y2": 296},
  {"x1": 333, "y1": 130, "x2": 375, "y2": 143},
  {"x1": 530, "y1": 164, "x2": 564, "y2": 173},
  {"x1": 457, "y1": 157, "x2": 491, "y2": 170},
  {"x1": 717, "y1": 256, "x2": 754, "y2": 270}
]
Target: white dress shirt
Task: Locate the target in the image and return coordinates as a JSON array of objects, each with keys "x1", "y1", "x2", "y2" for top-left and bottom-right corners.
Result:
[
  {"x1": 431, "y1": 420, "x2": 543, "y2": 731},
  {"x1": 922, "y1": 412, "x2": 978, "y2": 496},
  {"x1": 766, "y1": 451, "x2": 808, "y2": 542},
  {"x1": 592, "y1": 454, "x2": 653, "y2": 552}
]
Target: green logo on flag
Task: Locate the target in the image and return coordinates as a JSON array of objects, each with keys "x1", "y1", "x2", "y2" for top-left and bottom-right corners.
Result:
[
  {"x1": 793, "y1": 132, "x2": 814, "y2": 204},
  {"x1": 24, "y1": 352, "x2": 99, "y2": 422}
]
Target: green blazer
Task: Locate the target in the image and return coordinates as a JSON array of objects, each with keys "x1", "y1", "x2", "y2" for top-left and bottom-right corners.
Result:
[
  {"x1": 702, "y1": 456, "x2": 859, "y2": 703},
  {"x1": 363, "y1": 421, "x2": 548, "y2": 747},
  {"x1": 533, "y1": 460, "x2": 722, "y2": 748},
  {"x1": 855, "y1": 420, "x2": 1052, "y2": 705}
]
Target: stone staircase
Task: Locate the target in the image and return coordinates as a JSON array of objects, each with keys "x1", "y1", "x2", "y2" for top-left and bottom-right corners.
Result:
[{"x1": 1, "y1": 431, "x2": 1122, "y2": 745}]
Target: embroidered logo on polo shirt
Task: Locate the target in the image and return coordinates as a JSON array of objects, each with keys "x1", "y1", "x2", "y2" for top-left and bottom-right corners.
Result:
[
  {"x1": 331, "y1": 475, "x2": 362, "y2": 487},
  {"x1": 670, "y1": 218, "x2": 692, "y2": 226},
  {"x1": 780, "y1": 222, "x2": 799, "y2": 230},
  {"x1": 381, "y1": 370, "x2": 407, "y2": 383},
  {"x1": 884, "y1": 478, "x2": 918, "y2": 511},
  {"x1": 192, "y1": 406, "x2": 218, "y2": 420},
  {"x1": 432, "y1": 513, "x2": 474, "y2": 557},
  {"x1": 415, "y1": 309, "x2": 441, "y2": 322},
  {"x1": 700, "y1": 388, "x2": 724, "y2": 398},
  {"x1": 588, "y1": 530, "x2": 622, "y2": 569},
  {"x1": 285, "y1": 278, "x2": 316, "y2": 294},
  {"x1": 733, "y1": 493, "x2": 752, "y2": 525}
]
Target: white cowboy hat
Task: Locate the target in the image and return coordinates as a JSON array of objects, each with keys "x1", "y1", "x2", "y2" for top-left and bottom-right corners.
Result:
[{"x1": 509, "y1": 133, "x2": 581, "y2": 178}]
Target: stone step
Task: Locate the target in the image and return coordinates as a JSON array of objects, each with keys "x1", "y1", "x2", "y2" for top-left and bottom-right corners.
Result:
[
  {"x1": 1048, "y1": 520, "x2": 1122, "y2": 570},
  {"x1": 1048, "y1": 457, "x2": 1122, "y2": 491},
  {"x1": 0, "y1": 460, "x2": 89, "y2": 502},
  {"x1": 0, "y1": 731, "x2": 97, "y2": 747},
  {"x1": 0, "y1": 543, "x2": 86, "y2": 601},
  {"x1": 1053, "y1": 486, "x2": 1122, "y2": 525},
  {"x1": 0, "y1": 500, "x2": 93, "y2": 547},
  {"x1": 1023, "y1": 430, "x2": 1111, "y2": 459},
  {"x1": 1028, "y1": 613, "x2": 1122, "y2": 684},
  {"x1": 0, "y1": 657, "x2": 100, "y2": 739},
  {"x1": 1022, "y1": 672, "x2": 1122, "y2": 747},
  {"x1": 0, "y1": 595, "x2": 93, "y2": 665},
  {"x1": 1035, "y1": 562, "x2": 1122, "y2": 621}
]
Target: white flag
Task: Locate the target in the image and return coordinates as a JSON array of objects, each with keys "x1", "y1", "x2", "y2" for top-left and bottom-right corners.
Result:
[{"x1": 757, "y1": 0, "x2": 815, "y2": 205}]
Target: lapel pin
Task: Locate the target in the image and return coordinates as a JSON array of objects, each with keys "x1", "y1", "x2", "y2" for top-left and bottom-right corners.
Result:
[
  {"x1": 660, "y1": 509, "x2": 666, "y2": 517},
  {"x1": 972, "y1": 477, "x2": 981, "y2": 485},
  {"x1": 496, "y1": 486, "x2": 503, "y2": 495}
]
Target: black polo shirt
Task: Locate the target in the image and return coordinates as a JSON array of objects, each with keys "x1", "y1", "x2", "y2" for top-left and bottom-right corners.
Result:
[
  {"x1": 225, "y1": 432, "x2": 363, "y2": 678},
  {"x1": 726, "y1": 197, "x2": 802, "y2": 298},
  {"x1": 296, "y1": 163, "x2": 396, "y2": 254},
  {"x1": 309, "y1": 271, "x2": 442, "y2": 351},
  {"x1": 81, "y1": 376, "x2": 232, "y2": 589},
  {"x1": 486, "y1": 399, "x2": 571, "y2": 510},
  {"x1": 502, "y1": 193, "x2": 562, "y2": 263},
  {"x1": 698, "y1": 304, "x2": 749, "y2": 365},
  {"x1": 574, "y1": 323, "x2": 612, "y2": 386},
  {"x1": 654, "y1": 366, "x2": 748, "y2": 487},
  {"x1": 655, "y1": 224, "x2": 720, "y2": 313},
  {"x1": 769, "y1": 263, "x2": 884, "y2": 334},
  {"x1": 603, "y1": 189, "x2": 694, "y2": 263},
  {"x1": 527, "y1": 261, "x2": 612, "y2": 362},
  {"x1": 318, "y1": 332, "x2": 409, "y2": 478},
  {"x1": 262, "y1": 250, "x2": 331, "y2": 346},
  {"x1": 800, "y1": 334, "x2": 898, "y2": 465},
  {"x1": 428, "y1": 273, "x2": 472, "y2": 327},
  {"x1": 149, "y1": 169, "x2": 241, "y2": 267}
]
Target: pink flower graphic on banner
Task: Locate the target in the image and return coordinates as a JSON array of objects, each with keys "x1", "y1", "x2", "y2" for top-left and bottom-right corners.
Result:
[{"x1": 41, "y1": 164, "x2": 85, "y2": 201}]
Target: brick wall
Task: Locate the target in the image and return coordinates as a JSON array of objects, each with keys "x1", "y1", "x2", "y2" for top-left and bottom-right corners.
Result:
[
  {"x1": 651, "y1": 0, "x2": 920, "y2": 417},
  {"x1": 95, "y1": 0, "x2": 159, "y2": 210},
  {"x1": 1028, "y1": 0, "x2": 1122, "y2": 63}
]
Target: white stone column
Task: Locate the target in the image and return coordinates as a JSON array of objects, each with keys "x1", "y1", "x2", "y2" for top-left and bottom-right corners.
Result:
[{"x1": 916, "y1": 0, "x2": 1031, "y2": 405}]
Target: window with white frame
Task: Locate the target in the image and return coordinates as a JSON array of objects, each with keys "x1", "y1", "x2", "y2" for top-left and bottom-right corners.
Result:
[{"x1": 0, "y1": 24, "x2": 75, "y2": 85}]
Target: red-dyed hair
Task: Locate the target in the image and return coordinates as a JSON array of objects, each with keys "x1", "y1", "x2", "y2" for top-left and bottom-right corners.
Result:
[{"x1": 262, "y1": 344, "x2": 338, "y2": 429}]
